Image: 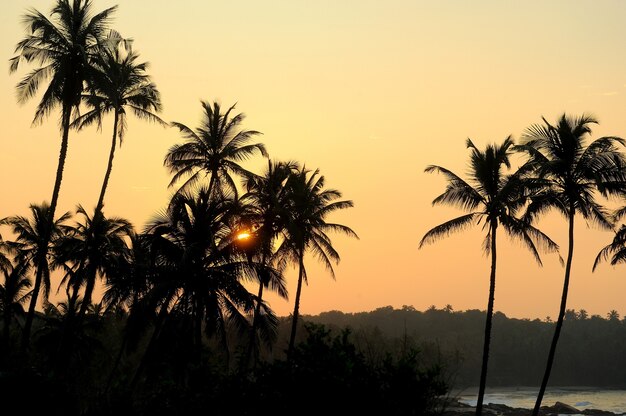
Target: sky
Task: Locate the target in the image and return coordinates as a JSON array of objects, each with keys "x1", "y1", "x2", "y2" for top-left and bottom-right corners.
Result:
[{"x1": 3, "y1": 0, "x2": 626, "y2": 320}]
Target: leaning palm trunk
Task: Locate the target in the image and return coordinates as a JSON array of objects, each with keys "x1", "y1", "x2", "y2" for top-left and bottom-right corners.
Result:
[
  {"x1": 22, "y1": 106, "x2": 73, "y2": 351},
  {"x1": 96, "y1": 110, "x2": 120, "y2": 212},
  {"x1": 21, "y1": 258, "x2": 46, "y2": 350},
  {"x1": 288, "y1": 252, "x2": 305, "y2": 359},
  {"x1": 532, "y1": 210, "x2": 575, "y2": 415},
  {"x1": 475, "y1": 221, "x2": 497, "y2": 416}
]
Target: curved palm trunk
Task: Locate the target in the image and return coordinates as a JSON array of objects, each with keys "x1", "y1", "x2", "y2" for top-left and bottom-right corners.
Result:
[
  {"x1": 288, "y1": 251, "x2": 305, "y2": 359},
  {"x1": 21, "y1": 104, "x2": 72, "y2": 351},
  {"x1": 532, "y1": 210, "x2": 575, "y2": 416},
  {"x1": 96, "y1": 110, "x2": 120, "y2": 213},
  {"x1": 49, "y1": 104, "x2": 72, "y2": 226},
  {"x1": 21, "y1": 262, "x2": 45, "y2": 350},
  {"x1": 475, "y1": 221, "x2": 497, "y2": 416}
]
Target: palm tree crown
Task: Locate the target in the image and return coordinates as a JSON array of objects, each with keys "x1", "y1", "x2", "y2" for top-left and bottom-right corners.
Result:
[{"x1": 164, "y1": 100, "x2": 267, "y2": 196}]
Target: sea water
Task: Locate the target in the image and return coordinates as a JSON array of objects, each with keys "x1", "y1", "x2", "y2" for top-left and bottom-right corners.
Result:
[{"x1": 454, "y1": 387, "x2": 626, "y2": 414}]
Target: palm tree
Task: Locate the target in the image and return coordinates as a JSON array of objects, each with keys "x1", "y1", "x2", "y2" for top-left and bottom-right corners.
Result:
[
  {"x1": 74, "y1": 32, "x2": 165, "y2": 212},
  {"x1": 3, "y1": 203, "x2": 71, "y2": 348},
  {"x1": 238, "y1": 160, "x2": 296, "y2": 367},
  {"x1": 419, "y1": 137, "x2": 560, "y2": 416},
  {"x1": 10, "y1": 0, "x2": 116, "y2": 224},
  {"x1": 516, "y1": 114, "x2": 626, "y2": 416},
  {"x1": 54, "y1": 205, "x2": 132, "y2": 324},
  {"x1": 283, "y1": 166, "x2": 358, "y2": 358},
  {"x1": 9, "y1": 0, "x2": 115, "y2": 349},
  {"x1": 164, "y1": 100, "x2": 267, "y2": 196},
  {"x1": 0, "y1": 262, "x2": 32, "y2": 342},
  {"x1": 131, "y1": 188, "x2": 257, "y2": 386}
]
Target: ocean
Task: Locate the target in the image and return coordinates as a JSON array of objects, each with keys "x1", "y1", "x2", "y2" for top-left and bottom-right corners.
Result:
[{"x1": 455, "y1": 387, "x2": 626, "y2": 414}]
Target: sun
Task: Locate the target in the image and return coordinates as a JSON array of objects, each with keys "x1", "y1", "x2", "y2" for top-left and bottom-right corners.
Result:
[{"x1": 237, "y1": 232, "x2": 251, "y2": 240}]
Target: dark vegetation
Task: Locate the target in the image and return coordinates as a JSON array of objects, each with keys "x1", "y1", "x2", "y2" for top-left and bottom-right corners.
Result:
[
  {"x1": 6, "y1": 1, "x2": 626, "y2": 415},
  {"x1": 308, "y1": 306, "x2": 626, "y2": 388}
]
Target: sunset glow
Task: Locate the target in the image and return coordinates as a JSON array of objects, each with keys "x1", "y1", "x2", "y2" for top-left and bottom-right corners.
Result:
[{"x1": 2, "y1": 1, "x2": 626, "y2": 322}]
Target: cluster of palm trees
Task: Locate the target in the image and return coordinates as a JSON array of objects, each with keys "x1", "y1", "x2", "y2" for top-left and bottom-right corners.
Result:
[
  {"x1": 1, "y1": 0, "x2": 357, "y2": 382},
  {"x1": 421, "y1": 114, "x2": 626, "y2": 415}
]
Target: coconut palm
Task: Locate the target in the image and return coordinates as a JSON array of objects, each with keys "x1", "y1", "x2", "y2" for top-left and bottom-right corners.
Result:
[
  {"x1": 9, "y1": 0, "x2": 115, "y2": 349},
  {"x1": 516, "y1": 114, "x2": 626, "y2": 416},
  {"x1": 238, "y1": 160, "x2": 296, "y2": 367},
  {"x1": 131, "y1": 187, "x2": 257, "y2": 386},
  {"x1": 54, "y1": 205, "x2": 132, "y2": 324},
  {"x1": 164, "y1": 100, "x2": 267, "y2": 196},
  {"x1": 1, "y1": 262, "x2": 32, "y2": 342},
  {"x1": 73, "y1": 32, "x2": 165, "y2": 212},
  {"x1": 10, "y1": 0, "x2": 116, "y2": 223},
  {"x1": 419, "y1": 137, "x2": 560, "y2": 416},
  {"x1": 4, "y1": 203, "x2": 71, "y2": 348},
  {"x1": 283, "y1": 166, "x2": 358, "y2": 358}
]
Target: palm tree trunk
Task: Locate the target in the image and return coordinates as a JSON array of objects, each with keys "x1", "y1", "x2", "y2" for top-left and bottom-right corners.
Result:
[
  {"x1": 475, "y1": 221, "x2": 497, "y2": 416},
  {"x1": 49, "y1": 103, "x2": 72, "y2": 225},
  {"x1": 20, "y1": 263, "x2": 44, "y2": 350},
  {"x1": 244, "y1": 252, "x2": 267, "y2": 369},
  {"x1": 22, "y1": 104, "x2": 72, "y2": 350},
  {"x1": 532, "y1": 210, "x2": 575, "y2": 416},
  {"x1": 96, "y1": 110, "x2": 119, "y2": 212},
  {"x1": 244, "y1": 278, "x2": 264, "y2": 369},
  {"x1": 288, "y1": 251, "x2": 305, "y2": 359}
]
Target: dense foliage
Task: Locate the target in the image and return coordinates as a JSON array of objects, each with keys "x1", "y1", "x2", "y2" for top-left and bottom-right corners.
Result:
[{"x1": 308, "y1": 306, "x2": 626, "y2": 388}]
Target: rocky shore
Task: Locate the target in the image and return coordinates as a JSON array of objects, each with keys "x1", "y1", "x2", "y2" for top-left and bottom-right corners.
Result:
[{"x1": 442, "y1": 400, "x2": 624, "y2": 416}]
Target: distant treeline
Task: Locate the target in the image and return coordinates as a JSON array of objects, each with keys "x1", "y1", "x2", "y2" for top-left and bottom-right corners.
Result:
[{"x1": 300, "y1": 305, "x2": 626, "y2": 388}]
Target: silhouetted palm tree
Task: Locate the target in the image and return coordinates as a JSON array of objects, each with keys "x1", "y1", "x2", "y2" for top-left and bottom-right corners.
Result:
[
  {"x1": 516, "y1": 114, "x2": 626, "y2": 416},
  {"x1": 10, "y1": 0, "x2": 116, "y2": 226},
  {"x1": 9, "y1": 0, "x2": 115, "y2": 349},
  {"x1": 238, "y1": 160, "x2": 296, "y2": 367},
  {"x1": 4, "y1": 203, "x2": 71, "y2": 348},
  {"x1": 283, "y1": 166, "x2": 358, "y2": 358},
  {"x1": 55, "y1": 205, "x2": 132, "y2": 324},
  {"x1": 164, "y1": 100, "x2": 267, "y2": 196},
  {"x1": 420, "y1": 137, "x2": 560, "y2": 416},
  {"x1": 74, "y1": 32, "x2": 165, "y2": 212},
  {"x1": 131, "y1": 188, "x2": 256, "y2": 385},
  {"x1": 1, "y1": 262, "x2": 32, "y2": 342}
]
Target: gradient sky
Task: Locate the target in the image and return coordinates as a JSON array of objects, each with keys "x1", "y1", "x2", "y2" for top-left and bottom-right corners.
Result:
[{"x1": 3, "y1": 1, "x2": 626, "y2": 320}]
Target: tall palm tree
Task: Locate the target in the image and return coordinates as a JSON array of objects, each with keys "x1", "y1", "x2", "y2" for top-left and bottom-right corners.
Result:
[
  {"x1": 164, "y1": 100, "x2": 267, "y2": 196},
  {"x1": 239, "y1": 160, "x2": 296, "y2": 367},
  {"x1": 419, "y1": 137, "x2": 560, "y2": 416},
  {"x1": 3, "y1": 203, "x2": 71, "y2": 348},
  {"x1": 10, "y1": 0, "x2": 116, "y2": 224},
  {"x1": 9, "y1": 0, "x2": 116, "y2": 349},
  {"x1": 74, "y1": 32, "x2": 165, "y2": 212},
  {"x1": 283, "y1": 166, "x2": 358, "y2": 358},
  {"x1": 516, "y1": 114, "x2": 626, "y2": 416}
]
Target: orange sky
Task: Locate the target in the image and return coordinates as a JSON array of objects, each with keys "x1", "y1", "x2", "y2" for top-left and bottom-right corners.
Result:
[{"x1": 3, "y1": 1, "x2": 626, "y2": 320}]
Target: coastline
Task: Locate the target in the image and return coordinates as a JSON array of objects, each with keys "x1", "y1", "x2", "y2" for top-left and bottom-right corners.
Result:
[{"x1": 443, "y1": 400, "x2": 623, "y2": 416}]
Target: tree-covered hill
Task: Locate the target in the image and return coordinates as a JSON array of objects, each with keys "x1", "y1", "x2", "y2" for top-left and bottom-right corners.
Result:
[{"x1": 300, "y1": 305, "x2": 626, "y2": 388}]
